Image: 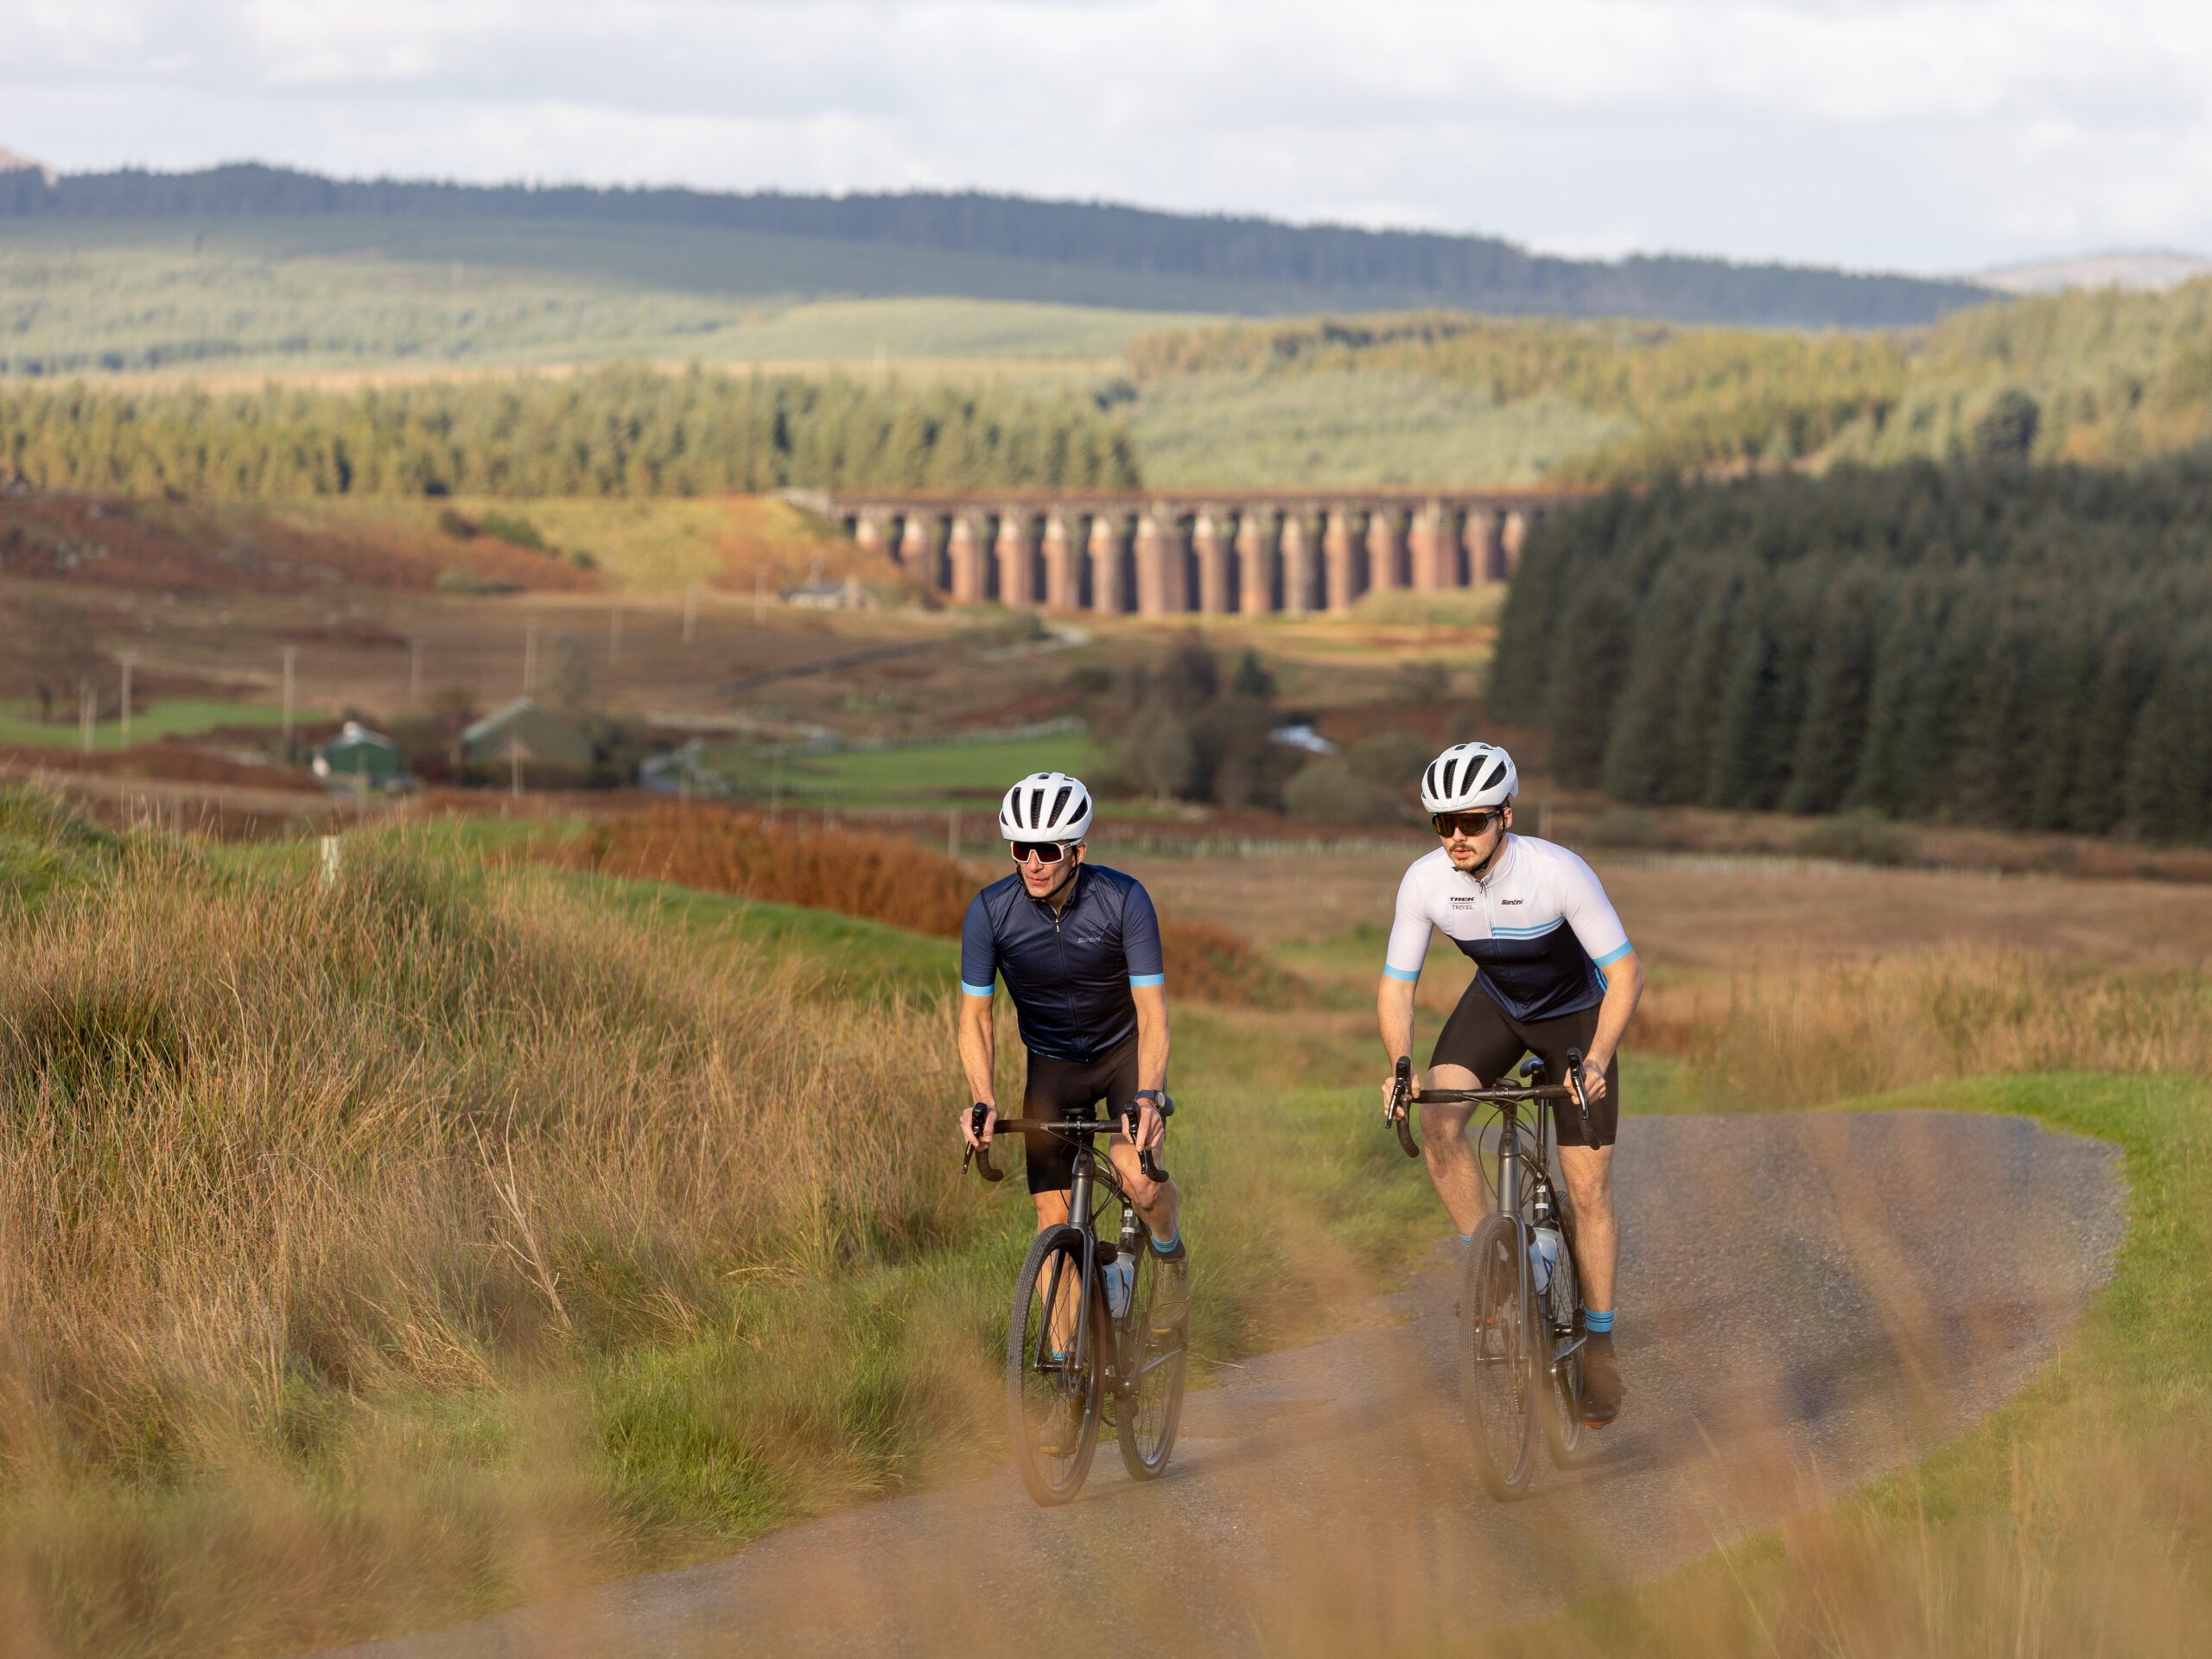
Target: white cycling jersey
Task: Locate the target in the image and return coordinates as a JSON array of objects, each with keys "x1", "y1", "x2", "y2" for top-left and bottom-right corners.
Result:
[{"x1": 1382, "y1": 834, "x2": 1633, "y2": 1023}]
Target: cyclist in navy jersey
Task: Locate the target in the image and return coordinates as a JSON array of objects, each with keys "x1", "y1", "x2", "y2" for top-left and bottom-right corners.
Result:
[
  {"x1": 1377, "y1": 741, "x2": 1643, "y2": 1425},
  {"x1": 958, "y1": 772, "x2": 1186, "y2": 1330}
]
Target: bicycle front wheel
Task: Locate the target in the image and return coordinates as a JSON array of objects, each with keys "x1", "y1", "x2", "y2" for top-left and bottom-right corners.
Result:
[
  {"x1": 1007, "y1": 1225, "x2": 1106, "y2": 1506},
  {"x1": 1540, "y1": 1227, "x2": 1587, "y2": 1469},
  {"x1": 1116, "y1": 1243, "x2": 1187, "y2": 1481},
  {"x1": 1461, "y1": 1214, "x2": 1540, "y2": 1499}
]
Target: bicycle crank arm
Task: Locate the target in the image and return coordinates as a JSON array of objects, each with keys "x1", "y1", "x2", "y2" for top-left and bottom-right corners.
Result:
[{"x1": 1548, "y1": 1335, "x2": 1587, "y2": 1375}]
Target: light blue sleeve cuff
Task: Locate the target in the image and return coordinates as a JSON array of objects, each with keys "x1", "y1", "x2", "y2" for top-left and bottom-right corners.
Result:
[
  {"x1": 1382, "y1": 964, "x2": 1421, "y2": 982},
  {"x1": 1128, "y1": 973, "x2": 1165, "y2": 988},
  {"x1": 959, "y1": 981, "x2": 995, "y2": 998},
  {"x1": 1592, "y1": 942, "x2": 1634, "y2": 969}
]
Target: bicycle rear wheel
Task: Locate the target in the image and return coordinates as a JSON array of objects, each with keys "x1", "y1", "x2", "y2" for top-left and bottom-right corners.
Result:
[
  {"x1": 1007, "y1": 1226, "x2": 1106, "y2": 1506},
  {"x1": 1461, "y1": 1214, "x2": 1540, "y2": 1499},
  {"x1": 1116, "y1": 1242, "x2": 1187, "y2": 1481}
]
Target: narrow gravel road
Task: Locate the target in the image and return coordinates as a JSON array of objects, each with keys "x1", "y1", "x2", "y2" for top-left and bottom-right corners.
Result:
[{"x1": 325, "y1": 1111, "x2": 2122, "y2": 1659}]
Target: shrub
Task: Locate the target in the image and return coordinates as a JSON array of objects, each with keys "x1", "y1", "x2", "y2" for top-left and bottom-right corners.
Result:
[
  {"x1": 1283, "y1": 758, "x2": 1408, "y2": 827},
  {"x1": 546, "y1": 807, "x2": 1306, "y2": 1006},
  {"x1": 477, "y1": 512, "x2": 549, "y2": 551},
  {"x1": 1582, "y1": 806, "x2": 1670, "y2": 849},
  {"x1": 434, "y1": 569, "x2": 523, "y2": 594},
  {"x1": 1791, "y1": 810, "x2": 1921, "y2": 868}
]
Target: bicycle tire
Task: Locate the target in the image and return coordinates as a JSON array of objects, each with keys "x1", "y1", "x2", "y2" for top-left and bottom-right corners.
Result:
[
  {"x1": 1007, "y1": 1226, "x2": 1107, "y2": 1506},
  {"x1": 1539, "y1": 1225, "x2": 1586, "y2": 1468},
  {"x1": 1461, "y1": 1214, "x2": 1540, "y2": 1499},
  {"x1": 1116, "y1": 1242, "x2": 1187, "y2": 1481}
]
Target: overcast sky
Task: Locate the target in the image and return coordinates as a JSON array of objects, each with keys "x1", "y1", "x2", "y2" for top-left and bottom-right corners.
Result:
[{"x1": 5, "y1": 0, "x2": 2209, "y2": 275}]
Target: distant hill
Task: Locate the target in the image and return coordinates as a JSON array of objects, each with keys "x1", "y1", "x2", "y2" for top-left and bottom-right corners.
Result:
[
  {"x1": 1978, "y1": 250, "x2": 2212, "y2": 295},
  {"x1": 0, "y1": 159, "x2": 1992, "y2": 328}
]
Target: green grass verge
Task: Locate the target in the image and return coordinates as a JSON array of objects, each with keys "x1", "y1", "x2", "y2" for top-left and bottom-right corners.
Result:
[{"x1": 0, "y1": 699, "x2": 308, "y2": 751}]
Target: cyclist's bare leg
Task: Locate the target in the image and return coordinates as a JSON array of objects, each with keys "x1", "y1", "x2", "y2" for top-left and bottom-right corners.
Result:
[
  {"x1": 1106, "y1": 1140, "x2": 1181, "y2": 1246},
  {"x1": 1031, "y1": 1191, "x2": 1071, "y2": 1233},
  {"x1": 1555, "y1": 1144, "x2": 1617, "y2": 1312},
  {"x1": 1419, "y1": 1064, "x2": 1488, "y2": 1236}
]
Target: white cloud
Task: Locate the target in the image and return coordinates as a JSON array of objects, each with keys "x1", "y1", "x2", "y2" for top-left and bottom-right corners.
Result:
[{"x1": 3, "y1": 0, "x2": 2210, "y2": 271}]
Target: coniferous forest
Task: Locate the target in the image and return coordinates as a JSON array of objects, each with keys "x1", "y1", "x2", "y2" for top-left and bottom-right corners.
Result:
[
  {"x1": 1491, "y1": 458, "x2": 2212, "y2": 843},
  {"x1": 0, "y1": 368, "x2": 1139, "y2": 497}
]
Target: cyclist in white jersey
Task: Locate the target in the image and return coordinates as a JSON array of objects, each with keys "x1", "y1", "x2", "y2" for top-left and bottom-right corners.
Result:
[{"x1": 1376, "y1": 741, "x2": 1643, "y2": 1425}]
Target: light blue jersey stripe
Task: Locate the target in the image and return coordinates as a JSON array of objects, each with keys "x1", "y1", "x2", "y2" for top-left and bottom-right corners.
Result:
[
  {"x1": 1592, "y1": 941, "x2": 1634, "y2": 968},
  {"x1": 1491, "y1": 920, "x2": 1564, "y2": 938},
  {"x1": 959, "y1": 981, "x2": 995, "y2": 998},
  {"x1": 1382, "y1": 963, "x2": 1421, "y2": 982},
  {"x1": 1128, "y1": 973, "x2": 1165, "y2": 988}
]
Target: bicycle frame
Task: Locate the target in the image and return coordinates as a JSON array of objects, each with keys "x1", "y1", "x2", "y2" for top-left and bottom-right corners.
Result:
[{"x1": 966, "y1": 1103, "x2": 1173, "y2": 1395}]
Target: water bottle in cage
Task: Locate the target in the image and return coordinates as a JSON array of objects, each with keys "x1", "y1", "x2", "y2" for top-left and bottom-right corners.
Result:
[
  {"x1": 1529, "y1": 1224, "x2": 1562, "y2": 1296},
  {"x1": 1105, "y1": 1209, "x2": 1141, "y2": 1318}
]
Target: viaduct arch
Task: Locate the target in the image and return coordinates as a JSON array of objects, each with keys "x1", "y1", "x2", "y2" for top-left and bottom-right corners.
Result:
[{"x1": 821, "y1": 487, "x2": 1586, "y2": 616}]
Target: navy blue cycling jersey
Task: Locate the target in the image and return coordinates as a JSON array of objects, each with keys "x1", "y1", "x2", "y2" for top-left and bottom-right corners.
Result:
[{"x1": 960, "y1": 863, "x2": 1166, "y2": 1063}]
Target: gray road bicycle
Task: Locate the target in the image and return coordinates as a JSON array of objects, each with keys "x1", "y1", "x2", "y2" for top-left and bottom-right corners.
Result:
[
  {"x1": 964, "y1": 1100, "x2": 1189, "y2": 1505},
  {"x1": 1387, "y1": 1052, "x2": 1594, "y2": 1499}
]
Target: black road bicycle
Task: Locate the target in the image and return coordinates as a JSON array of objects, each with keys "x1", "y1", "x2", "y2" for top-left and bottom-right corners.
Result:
[
  {"x1": 1387, "y1": 1052, "x2": 1594, "y2": 1499},
  {"x1": 964, "y1": 1100, "x2": 1190, "y2": 1506}
]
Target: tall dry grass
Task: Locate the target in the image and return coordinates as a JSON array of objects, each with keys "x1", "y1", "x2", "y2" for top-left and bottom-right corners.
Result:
[
  {"x1": 0, "y1": 823, "x2": 985, "y2": 1653},
  {"x1": 1640, "y1": 944, "x2": 2211, "y2": 1107},
  {"x1": 550, "y1": 805, "x2": 1309, "y2": 1007}
]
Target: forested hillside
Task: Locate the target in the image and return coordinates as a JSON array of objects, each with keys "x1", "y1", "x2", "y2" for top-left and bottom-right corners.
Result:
[
  {"x1": 0, "y1": 368, "x2": 1139, "y2": 497},
  {"x1": 0, "y1": 162, "x2": 1988, "y2": 327},
  {"x1": 1126, "y1": 279, "x2": 2212, "y2": 484},
  {"x1": 1491, "y1": 459, "x2": 2212, "y2": 842}
]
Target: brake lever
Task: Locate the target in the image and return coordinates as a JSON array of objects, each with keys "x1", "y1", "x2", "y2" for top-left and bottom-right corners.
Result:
[
  {"x1": 1122, "y1": 1104, "x2": 1169, "y2": 1185},
  {"x1": 1564, "y1": 1047, "x2": 1594, "y2": 1144},
  {"x1": 963, "y1": 1103, "x2": 1003, "y2": 1183},
  {"x1": 1390, "y1": 1055, "x2": 1420, "y2": 1159}
]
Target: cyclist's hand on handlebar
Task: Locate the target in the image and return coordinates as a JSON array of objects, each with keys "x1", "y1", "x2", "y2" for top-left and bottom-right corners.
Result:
[
  {"x1": 1122, "y1": 1101, "x2": 1166, "y2": 1153},
  {"x1": 1574, "y1": 1056, "x2": 1609, "y2": 1104},
  {"x1": 1382, "y1": 1058, "x2": 1414, "y2": 1121},
  {"x1": 961, "y1": 1103, "x2": 998, "y2": 1147}
]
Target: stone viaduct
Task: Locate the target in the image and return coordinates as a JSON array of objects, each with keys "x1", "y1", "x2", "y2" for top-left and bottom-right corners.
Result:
[{"x1": 817, "y1": 488, "x2": 1586, "y2": 617}]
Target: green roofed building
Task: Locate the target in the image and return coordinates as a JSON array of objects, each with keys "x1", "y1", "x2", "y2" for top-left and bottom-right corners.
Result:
[
  {"x1": 312, "y1": 721, "x2": 405, "y2": 791},
  {"x1": 458, "y1": 697, "x2": 595, "y2": 772}
]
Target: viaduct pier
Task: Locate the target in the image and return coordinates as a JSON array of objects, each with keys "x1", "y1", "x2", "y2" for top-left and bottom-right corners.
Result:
[{"x1": 815, "y1": 487, "x2": 1586, "y2": 617}]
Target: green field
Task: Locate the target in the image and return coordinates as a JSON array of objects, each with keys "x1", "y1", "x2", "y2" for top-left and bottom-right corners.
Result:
[
  {"x1": 706, "y1": 731, "x2": 1105, "y2": 805},
  {"x1": 0, "y1": 698, "x2": 311, "y2": 751}
]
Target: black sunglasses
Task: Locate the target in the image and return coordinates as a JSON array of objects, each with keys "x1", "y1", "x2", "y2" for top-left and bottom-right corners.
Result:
[
  {"x1": 1010, "y1": 841, "x2": 1074, "y2": 864},
  {"x1": 1432, "y1": 810, "x2": 1503, "y2": 839}
]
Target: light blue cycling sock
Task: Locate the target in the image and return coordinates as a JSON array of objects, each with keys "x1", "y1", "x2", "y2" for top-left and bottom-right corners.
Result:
[
  {"x1": 1583, "y1": 1307, "x2": 1614, "y2": 1334},
  {"x1": 1149, "y1": 1227, "x2": 1181, "y2": 1254}
]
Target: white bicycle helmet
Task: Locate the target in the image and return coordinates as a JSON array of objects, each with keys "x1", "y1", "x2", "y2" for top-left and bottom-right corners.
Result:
[
  {"x1": 999, "y1": 772, "x2": 1094, "y2": 842},
  {"x1": 1420, "y1": 742, "x2": 1517, "y2": 814}
]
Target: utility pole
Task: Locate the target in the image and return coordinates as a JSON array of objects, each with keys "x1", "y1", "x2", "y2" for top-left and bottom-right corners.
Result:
[
  {"x1": 79, "y1": 681, "x2": 93, "y2": 753},
  {"x1": 523, "y1": 616, "x2": 539, "y2": 694},
  {"x1": 281, "y1": 645, "x2": 297, "y2": 760},
  {"x1": 608, "y1": 603, "x2": 623, "y2": 666},
  {"x1": 509, "y1": 734, "x2": 523, "y2": 799},
  {"x1": 118, "y1": 652, "x2": 134, "y2": 747},
  {"x1": 409, "y1": 638, "x2": 424, "y2": 709},
  {"x1": 683, "y1": 582, "x2": 698, "y2": 646}
]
